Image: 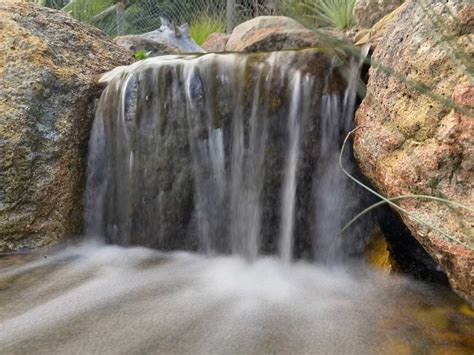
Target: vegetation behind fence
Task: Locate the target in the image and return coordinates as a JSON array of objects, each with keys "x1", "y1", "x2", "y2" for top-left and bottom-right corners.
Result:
[{"x1": 33, "y1": 0, "x2": 289, "y2": 37}]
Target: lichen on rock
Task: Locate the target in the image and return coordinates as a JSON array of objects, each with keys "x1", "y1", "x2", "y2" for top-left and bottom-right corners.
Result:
[
  {"x1": 354, "y1": 0, "x2": 474, "y2": 301},
  {"x1": 0, "y1": 1, "x2": 131, "y2": 252}
]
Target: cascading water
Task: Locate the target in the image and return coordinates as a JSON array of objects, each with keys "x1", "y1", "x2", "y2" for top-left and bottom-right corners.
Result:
[
  {"x1": 2, "y1": 49, "x2": 472, "y2": 355},
  {"x1": 279, "y1": 71, "x2": 303, "y2": 263},
  {"x1": 86, "y1": 49, "x2": 369, "y2": 262},
  {"x1": 312, "y1": 51, "x2": 370, "y2": 263}
]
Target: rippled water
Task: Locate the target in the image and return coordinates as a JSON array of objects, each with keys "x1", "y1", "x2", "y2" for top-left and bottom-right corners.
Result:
[{"x1": 1, "y1": 242, "x2": 472, "y2": 354}]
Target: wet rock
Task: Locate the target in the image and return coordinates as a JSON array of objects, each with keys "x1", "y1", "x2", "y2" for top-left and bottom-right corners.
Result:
[
  {"x1": 92, "y1": 49, "x2": 348, "y2": 252},
  {"x1": 354, "y1": 0, "x2": 474, "y2": 301},
  {"x1": 353, "y1": 0, "x2": 406, "y2": 28},
  {"x1": 225, "y1": 16, "x2": 322, "y2": 52},
  {"x1": 202, "y1": 32, "x2": 230, "y2": 52},
  {"x1": 0, "y1": 2, "x2": 131, "y2": 252}
]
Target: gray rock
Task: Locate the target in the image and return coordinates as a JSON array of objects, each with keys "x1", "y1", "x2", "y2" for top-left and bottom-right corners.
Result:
[
  {"x1": 114, "y1": 36, "x2": 180, "y2": 57},
  {"x1": 115, "y1": 22, "x2": 205, "y2": 56}
]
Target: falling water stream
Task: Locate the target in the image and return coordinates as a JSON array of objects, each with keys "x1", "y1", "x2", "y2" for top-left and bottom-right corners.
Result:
[
  {"x1": 0, "y1": 50, "x2": 472, "y2": 354},
  {"x1": 84, "y1": 50, "x2": 369, "y2": 260}
]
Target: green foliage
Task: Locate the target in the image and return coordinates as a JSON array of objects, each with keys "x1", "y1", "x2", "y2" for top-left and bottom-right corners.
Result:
[
  {"x1": 309, "y1": 0, "x2": 356, "y2": 29},
  {"x1": 134, "y1": 50, "x2": 151, "y2": 60},
  {"x1": 32, "y1": 0, "x2": 164, "y2": 36},
  {"x1": 32, "y1": 0, "x2": 69, "y2": 8},
  {"x1": 62, "y1": 0, "x2": 116, "y2": 23},
  {"x1": 190, "y1": 16, "x2": 225, "y2": 46},
  {"x1": 279, "y1": 0, "x2": 356, "y2": 29}
]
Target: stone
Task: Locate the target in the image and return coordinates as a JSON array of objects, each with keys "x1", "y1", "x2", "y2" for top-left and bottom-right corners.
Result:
[
  {"x1": 202, "y1": 32, "x2": 230, "y2": 52},
  {"x1": 225, "y1": 16, "x2": 322, "y2": 52},
  {"x1": 354, "y1": 0, "x2": 474, "y2": 301},
  {"x1": 114, "y1": 36, "x2": 180, "y2": 57},
  {"x1": 354, "y1": 2, "x2": 409, "y2": 48},
  {"x1": 353, "y1": 0, "x2": 406, "y2": 29},
  {"x1": 0, "y1": 1, "x2": 131, "y2": 252},
  {"x1": 115, "y1": 22, "x2": 204, "y2": 56}
]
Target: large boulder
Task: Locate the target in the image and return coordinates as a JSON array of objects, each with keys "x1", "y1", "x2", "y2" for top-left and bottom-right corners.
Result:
[
  {"x1": 354, "y1": 0, "x2": 474, "y2": 301},
  {"x1": 202, "y1": 32, "x2": 230, "y2": 52},
  {"x1": 225, "y1": 16, "x2": 322, "y2": 52},
  {"x1": 0, "y1": 1, "x2": 131, "y2": 252},
  {"x1": 353, "y1": 2, "x2": 409, "y2": 48},
  {"x1": 353, "y1": 0, "x2": 406, "y2": 29}
]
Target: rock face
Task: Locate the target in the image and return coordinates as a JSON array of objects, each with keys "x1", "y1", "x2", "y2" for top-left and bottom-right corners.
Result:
[
  {"x1": 202, "y1": 32, "x2": 230, "y2": 52},
  {"x1": 354, "y1": 0, "x2": 474, "y2": 301},
  {"x1": 0, "y1": 1, "x2": 131, "y2": 252},
  {"x1": 353, "y1": 2, "x2": 409, "y2": 47},
  {"x1": 353, "y1": 0, "x2": 406, "y2": 28},
  {"x1": 115, "y1": 23, "x2": 204, "y2": 56},
  {"x1": 225, "y1": 16, "x2": 321, "y2": 52}
]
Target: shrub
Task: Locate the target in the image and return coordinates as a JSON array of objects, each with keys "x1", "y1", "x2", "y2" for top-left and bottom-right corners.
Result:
[
  {"x1": 278, "y1": 0, "x2": 356, "y2": 29},
  {"x1": 303, "y1": 0, "x2": 357, "y2": 29},
  {"x1": 189, "y1": 15, "x2": 225, "y2": 46}
]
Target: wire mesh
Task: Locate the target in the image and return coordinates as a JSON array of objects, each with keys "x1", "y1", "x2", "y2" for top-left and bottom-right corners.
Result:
[{"x1": 34, "y1": 0, "x2": 284, "y2": 37}]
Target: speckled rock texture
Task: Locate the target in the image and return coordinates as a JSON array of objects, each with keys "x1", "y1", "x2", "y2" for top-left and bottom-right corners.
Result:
[
  {"x1": 225, "y1": 16, "x2": 322, "y2": 52},
  {"x1": 353, "y1": 0, "x2": 406, "y2": 29},
  {"x1": 354, "y1": 0, "x2": 474, "y2": 301},
  {"x1": 354, "y1": 2, "x2": 409, "y2": 47},
  {"x1": 114, "y1": 35, "x2": 180, "y2": 57},
  {"x1": 202, "y1": 32, "x2": 230, "y2": 52},
  {"x1": 0, "y1": 1, "x2": 131, "y2": 252}
]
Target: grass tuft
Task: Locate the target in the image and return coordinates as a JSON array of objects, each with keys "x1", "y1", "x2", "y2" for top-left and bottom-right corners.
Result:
[
  {"x1": 339, "y1": 128, "x2": 473, "y2": 250},
  {"x1": 189, "y1": 15, "x2": 225, "y2": 46}
]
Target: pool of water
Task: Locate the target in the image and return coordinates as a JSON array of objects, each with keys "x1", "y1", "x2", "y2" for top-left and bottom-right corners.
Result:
[{"x1": 0, "y1": 242, "x2": 472, "y2": 354}]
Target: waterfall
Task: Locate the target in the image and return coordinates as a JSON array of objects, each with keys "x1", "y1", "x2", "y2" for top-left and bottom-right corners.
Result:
[
  {"x1": 312, "y1": 48, "x2": 371, "y2": 263},
  {"x1": 278, "y1": 71, "x2": 306, "y2": 263},
  {"x1": 86, "y1": 49, "x2": 368, "y2": 262}
]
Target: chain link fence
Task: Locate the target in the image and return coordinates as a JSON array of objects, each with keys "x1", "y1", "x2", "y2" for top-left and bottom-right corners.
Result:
[{"x1": 34, "y1": 0, "x2": 285, "y2": 37}]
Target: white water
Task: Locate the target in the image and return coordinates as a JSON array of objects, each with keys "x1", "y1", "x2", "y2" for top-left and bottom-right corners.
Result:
[
  {"x1": 1, "y1": 242, "x2": 469, "y2": 354},
  {"x1": 86, "y1": 50, "x2": 372, "y2": 260},
  {"x1": 1, "y1": 49, "x2": 473, "y2": 355},
  {"x1": 279, "y1": 72, "x2": 303, "y2": 262},
  {"x1": 228, "y1": 61, "x2": 268, "y2": 260}
]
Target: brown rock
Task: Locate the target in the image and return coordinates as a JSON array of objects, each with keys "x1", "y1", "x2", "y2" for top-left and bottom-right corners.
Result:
[
  {"x1": 353, "y1": 0, "x2": 406, "y2": 29},
  {"x1": 202, "y1": 32, "x2": 230, "y2": 52},
  {"x1": 354, "y1": 0, "x2": 474, "y2": 301},
  {"x1": 225, "y1": 16, "x2": 321, "y2": 52},
  {"x1": 354, "y1": 2, "x2": 409, "y2": 48},
  {"x1": 0, "y1": 1, "x2": 131, "y2": 252}
]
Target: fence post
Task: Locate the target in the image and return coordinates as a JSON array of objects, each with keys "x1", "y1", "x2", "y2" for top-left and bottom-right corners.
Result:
[
  {"x1": 226, "y1": 0, "x2": 235, "y2": 33},
  {"x1": 116, "y1": 2, "x2": 125, "y2": 36}
]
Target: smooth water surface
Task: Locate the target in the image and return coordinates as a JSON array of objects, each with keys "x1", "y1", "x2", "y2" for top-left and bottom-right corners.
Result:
[{"x1": 1, "y1": 242, "x2": 472, "y2": 354}]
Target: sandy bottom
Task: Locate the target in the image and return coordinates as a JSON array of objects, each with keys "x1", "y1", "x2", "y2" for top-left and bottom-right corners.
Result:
[{"x1": 0, "y1": 241, "x2": 472, "y2": 354}]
